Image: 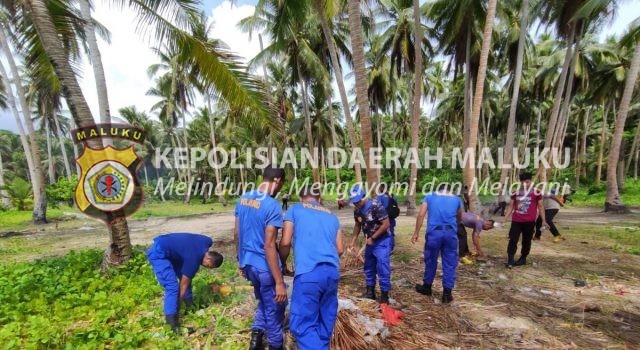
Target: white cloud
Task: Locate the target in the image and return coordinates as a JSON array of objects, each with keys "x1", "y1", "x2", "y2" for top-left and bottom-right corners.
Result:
[{"x1": 209, "y1": 1, "x2": 262, "y2": 65}]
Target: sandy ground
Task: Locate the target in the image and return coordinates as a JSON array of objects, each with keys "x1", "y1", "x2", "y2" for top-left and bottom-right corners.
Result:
[{"x1": 3, "y1": 205, "x2": 640, "y2": 349}]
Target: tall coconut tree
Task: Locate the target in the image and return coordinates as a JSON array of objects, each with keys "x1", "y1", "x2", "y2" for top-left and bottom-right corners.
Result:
[
  {"x1": 499, "y1": 0, "x2": 529, "y2": 194},
  {"x1": 313, "y1": 0, "x2": 362, "y2": 183},
  {"x1": 348, "y1": 0, "x2": 378, "y2": 188},
  {"x1": 407, "y1": 0, "x2": 423, "y2": 214},
  {"x1": 11, "y1": 0, "x2": 275, "y2": 265},
  {"x1": 605, "y1": 32, "x2": 640, "y2": 212},
  {"x1": 0, "y1": 27, "x2": 47, "y2": 223},
  {"x1": 463, "y1": 0, "x2": 497, "y2": 212},
  {"x1": 78, "y1": 0, "x2": 111, "y2": 134}
]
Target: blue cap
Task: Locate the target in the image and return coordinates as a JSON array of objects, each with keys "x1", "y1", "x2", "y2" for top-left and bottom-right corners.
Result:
[{"x1": 349, "y1": 185, "x2": 366, "y2": 204}]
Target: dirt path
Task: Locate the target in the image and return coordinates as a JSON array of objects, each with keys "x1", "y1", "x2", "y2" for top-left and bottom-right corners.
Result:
[{"x1": 2, "y1": 206, "x2": 640, "y2": 349}]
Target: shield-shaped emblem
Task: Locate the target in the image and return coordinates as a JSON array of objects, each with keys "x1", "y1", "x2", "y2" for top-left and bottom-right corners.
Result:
[{"x1": 74, "y1": 145, "x2": 144, "y2": 225}]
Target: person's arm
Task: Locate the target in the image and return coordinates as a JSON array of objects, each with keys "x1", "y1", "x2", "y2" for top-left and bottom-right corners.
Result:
[
  {"x1": 349, "y1": 221, "x2": 362, "y2": 250},
  {"x1": 179, "y1": 275, "x2": 191, "y2": 302},
  {"x1": 411, "y1": 202, "x2": 428, "y2": 244},
  {"x1": 264, "y1": 225, "x2": 287, "y2": 303},
  {"x1": 503, "y1": 199, "x2": 515, "y2": 223},
  {"x1": 280, "y1": 221, "x2": 293, "y2": 268},
  {"x1": 550, "y1": 195, "x2": 564, "y2": 207},
  {"x1": 538, "y1": 199, "x2": 549, "y2": 229},
  {"x1": 367, "y1": 218, "x2": 389, "y2": 245},
  {"x1": 457, "y1": 208, "x2": 463, "y2": 224},
  {"x1": 336, "y1": 229, "x2": 344, "y2": 256}
]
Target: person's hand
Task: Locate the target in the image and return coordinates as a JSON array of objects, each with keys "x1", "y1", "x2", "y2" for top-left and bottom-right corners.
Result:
[
  {"x1": 543, "y1": 221, "x2": 551, "y2": 230},
  {"x1": 275, "y1": 282, "x2": 287, "y2": 303},
  {"x1": 238, "y1": 267, "x2": 245, "y2": 278},
  {"x1": 411, "y1": 233, "x2": 419, "y2": 244}
]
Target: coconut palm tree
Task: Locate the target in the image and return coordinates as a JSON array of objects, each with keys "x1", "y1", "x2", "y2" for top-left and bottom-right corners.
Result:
[
  {"x1": 605, "y1": 26, "x2": 640, "y2": 213},
  {"x1": 348, "y1": 0, "x2": 378, "y2": 187}
]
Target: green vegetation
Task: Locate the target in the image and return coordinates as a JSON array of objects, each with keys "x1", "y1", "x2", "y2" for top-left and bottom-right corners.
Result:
[
  {"x1": 0, "y1": 208, "x2": 66, "y2": 231},
  {"x1": 0, "y1": 249, "x2": 251, "y2": 349},
  {"x1": 571, "y1": 180, "x2": 640, "y2": 207}
]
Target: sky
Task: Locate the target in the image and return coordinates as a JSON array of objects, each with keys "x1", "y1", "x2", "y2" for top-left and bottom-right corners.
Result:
[{"x1": 0, "y1": 0, "x2": 638, "y2": 133}]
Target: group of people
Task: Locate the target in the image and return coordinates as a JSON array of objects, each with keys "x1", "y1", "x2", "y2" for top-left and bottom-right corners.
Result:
[{"x1": 144, "y1": 168, "x2": 566, "y2": 349}]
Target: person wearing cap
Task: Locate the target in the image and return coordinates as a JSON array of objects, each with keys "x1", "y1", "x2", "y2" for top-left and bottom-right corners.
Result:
[
  {"x1": 459, "y1": 212, "x2": 496, "y2": 261},
  {"x1": 234, "y1": 166, "x2": 287, "y2": 350},
  {"x1": 534, "y1": 189, "x2": 565, "y2": 242},
  {"x1": 347, "y1": 184, "x2": 392, "y2": 303},
  {"x1": 376, "y1": 183, "x2": 399, "y2": 252},
  {"x1": 503, "y1": 172, "x2": 548, "y2": 268},
  {"x1": 146, "y1": 232, "x2": 223, "y2": 332},
  {"x1": 411, "y1": 183, "x2": 463, "y2": 304},
  {"x1": 279, "y1": 183, "x2": 344, "y2": 350}
]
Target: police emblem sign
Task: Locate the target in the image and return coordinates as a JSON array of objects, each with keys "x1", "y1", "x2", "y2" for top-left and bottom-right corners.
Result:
[{"x1": 71, "y1": 124, "x2": 147, "y2": 225}]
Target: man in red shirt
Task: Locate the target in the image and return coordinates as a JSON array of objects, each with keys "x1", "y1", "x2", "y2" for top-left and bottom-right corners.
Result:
[{"x1": 503, "y1": 172, "x2": 548, "y2": 268}]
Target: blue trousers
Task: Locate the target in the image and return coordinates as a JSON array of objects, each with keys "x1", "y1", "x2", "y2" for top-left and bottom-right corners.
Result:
[
  {"x1": 423, "y1": 227, "x2": 459, "y2": 289},
  {"x1": 389, "y1": 219, "x2": 397, "y2": 252},
  {"x1": 147, "y1": 244, "x2": 192, "y2": 316},
  {"x1": 364, "y1": 235, "x2": 392, "y2": 291},
  {"x1": 290, "y1": 264, "x2": 339, "y2": 350},
  {"x1": 243, "y1": 265, "x2": 287, "y2": 348}
]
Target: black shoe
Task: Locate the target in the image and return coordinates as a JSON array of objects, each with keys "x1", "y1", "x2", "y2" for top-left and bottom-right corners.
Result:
[
  {"x1": 505, "y1": 259, "x2": 515, "y2": 268},
  {"x1": 415, "y1": 283, "x2": 432, "y2": 296},
  {"x1": 363, "y1": 286, "x2": 376, "y2": 300},
  {"x1": 514, "y1": 258, "x2": 527, "y2": 266},
  {"x1": 442, "y1": 289, "x2": 453, "y2": 304},
  {"x1": 380, "y1": 291, "x2": 389, "y2": 304},
  {"x1": 165, "y1": 314, "x2": 180, "y2": 333},
  {"x1": 249, "y1": 329, "x2": 264, "y2": 350}
]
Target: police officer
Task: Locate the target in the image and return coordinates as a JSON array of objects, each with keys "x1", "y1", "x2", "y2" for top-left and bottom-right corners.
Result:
[
  {"x1": 376, "y1": 183, "x2": 398, "y2": 252},
  {"x1": 411, "y1": 184, "x2": 463, "y2": 304},
  {"x1": 348, "y1": 184, "x2": 392, "y2": 304},
  {"x1": 234, "y1": 166, "x2": 287, "y2": 350},
  {"x1": 279, "y1": 183, "x2": 344, "y2": 350},
  {"x1": 146, "y1": 232, "x2": 223, "y2": 332}
]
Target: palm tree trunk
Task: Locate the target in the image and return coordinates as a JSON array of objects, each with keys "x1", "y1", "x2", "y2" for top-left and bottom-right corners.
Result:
[
  {"x1": 0, "y1": 28, "x2": 47, "y2": 223},
  {"x1": 624, "y1": 119, "x2": 640, "y2": 175},
  {"x1": 327, "y1": 93, "x2": 341, "y2": 186},
  {"x1": 596, "y1": 103, "x2": 609, "y2": 186},
  {"x1": 347, "y1": 0, "x2": 377, "y2": 188},
  {"x1": 45, "y1": 118, "x2": 55, "y2": 184},
  {"x1": 314, "y1": 0, "x2": 362, "y2": 184},
  {"x1": 500, "y1": 0, "x2": 529, "y2": 194},
  {"x1": 53, "y1": 114, "x2": 72, "y2": 179},
  {"x1": 181, "y1": 112, "x2": 192, "y2": 204},
  {"x1": 25, "y1": 0, "x2": 132, "y2": 264},
  {"x1": 577, "y1": 108, "x2": 590, "y2": 185},
  {"x1": 463, "y1": 0, "x2": 497, "y2": 213},
  {"x1": 406, "y1": 0, "x2": 423, "y2": 215},
  {"x1": 206, "y1": 100, "x2": 226, "y2": 205},
  {"x1": 0, "y1": 153, "x2": 11, "y2": 208},
  {"x1": 539, "y1": 22, "x2": 576, "y2": 182},
  {"x1": 78, "y1": 0, "x2": 111, "y2": 133},
  {"x1": 296, "y1": 62, "x2": 319, "y2": 183},
  {"x1": 0, "y1": 62, "x2": 36, "y2": 184},
  {"x1": 463, "y1": 25, "x2": 472, "y2": 151},
  {"x1": 605, "y1": 42, "x2": 640, "y2": 213}
]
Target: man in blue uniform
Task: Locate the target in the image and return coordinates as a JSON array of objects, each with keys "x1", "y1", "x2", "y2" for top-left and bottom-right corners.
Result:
[
  {"x1": 280, "y1": 183, "x2": 343, "y2": 350},
  {"x1": 411, "y1": 184, "x2": 463, "y2": 303},
  {"x1": 348, "y1": 185, "x2": 392, "y2": 303},
  {"x1": 146, "y1": 233, "x2": 223, "y2": 332},
  {"x1": 234, "y1": 166, "x2": 287, "y2": 350},
  {"x1": 376, "y1": 183, "x2": 398, "y2": 252}
]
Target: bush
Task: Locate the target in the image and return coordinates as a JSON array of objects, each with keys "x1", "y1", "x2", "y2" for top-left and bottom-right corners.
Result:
[
  {"x1": 46, "y1": 176, "x2": 78, "y2": 207},
  {"x1": 1, "y1": 178, "x2": 32, "y2": 211}
]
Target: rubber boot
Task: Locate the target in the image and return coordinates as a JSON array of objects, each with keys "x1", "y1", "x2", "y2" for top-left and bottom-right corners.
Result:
[
  {"x1": 269, "y1": 346, "x2": 284, "y2": 350},
  {"x1": 442, "y1": 288, "x2": 453, "y2": 304},
  {"x1": 249, "y1": 329, "x2": 264, "y2": 350},
  {"x1": 363, "y1": 285, "x2": 376, "y2": 300},
  {"x1": 165, "y1": 314, "x2": 180, "y2": 333},
  {"x1": 380, "y1": 291, "x2": 389, "y2": 304},
  {"x1": 415, "y1": 283, "x2": 432, "y2": 296}
]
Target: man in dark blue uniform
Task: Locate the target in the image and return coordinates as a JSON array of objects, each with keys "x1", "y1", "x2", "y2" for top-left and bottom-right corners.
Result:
[
  {"x1": 280, "y1": 183, "x2": 343, "y2": 350},
  {"x1": 376, "y1": 183, "x2": 398, "y2": 252},
  {"x1": 348, "y1": 185, "x2": 392, "y2": 303},
  {"x1": 411, "y1": 184, "x2": 463, "y2": 303},
  {"x1": 147, "y1": 233, "x2": 223, "y2": 332},
  {"x1": 234, "y1": 166, "x2": 287, "y2": 350}
]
